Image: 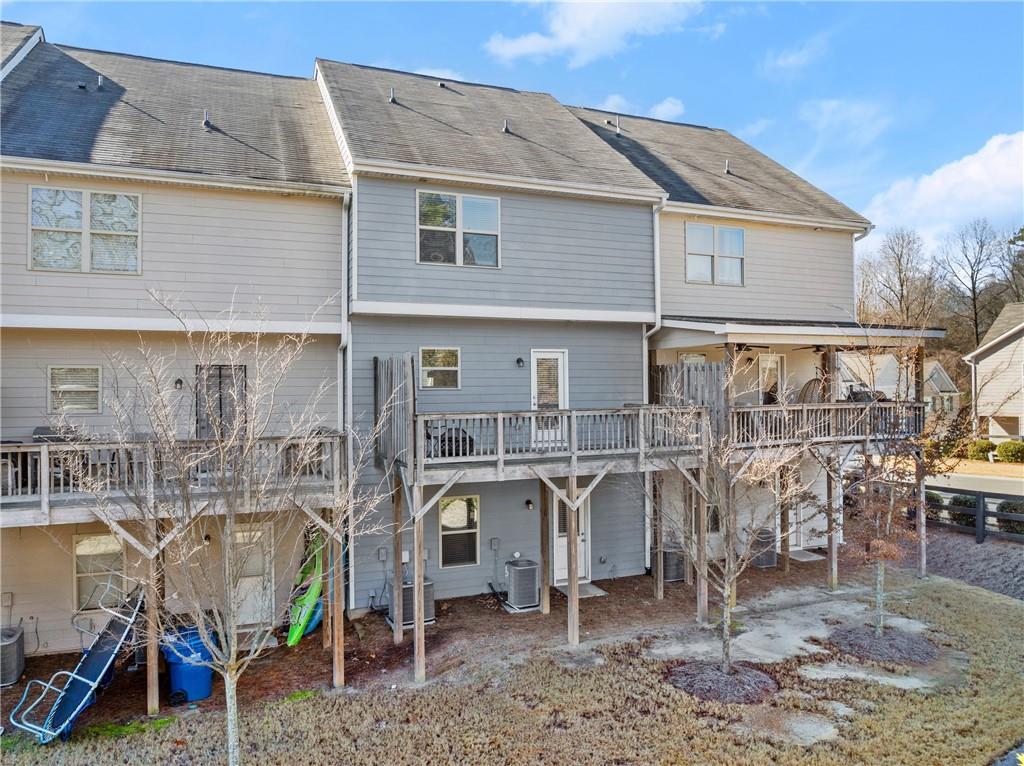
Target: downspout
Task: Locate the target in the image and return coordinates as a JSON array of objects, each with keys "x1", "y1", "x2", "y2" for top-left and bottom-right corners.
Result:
[
  {"x1": 964, "y1": 355, "x2": 978, "y2": 435},
  {"x1": 338, "y1": 189, "x2": 357, "y2": 610},
  {"x1": 642, "y1": 198, "x2": 666, "y2": 570}
]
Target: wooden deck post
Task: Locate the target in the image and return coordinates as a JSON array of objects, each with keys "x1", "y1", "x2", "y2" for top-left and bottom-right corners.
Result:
[
  {"x1": 392, "y1": 476, "x2": 404, "y2": 645},
  {"x1": 825, "y1": 452, "x2": 839, "y2": 591},
  {"x1": 539, "y1": 480, "x2": 551, "y2": 615},
  {"x1": 779, "y1": 470, "x2": 791, "y2": 574},
  {"x1": 914, "y1": 345, "x2": 927, "y2": 578},
  {"x1": 412, "y1": 484, "x2": 426, "y2": 683},
  {"x1": 652, "y1": 472, "x2": 664, "y2": 600},
  {"x1": 695, "y1": 468, "x2": 709, "y2": 625},
  {"x1": 332, "y1": 508, "x2": 345, "y2": 688},
  {"x1": 322, "y1": 512, "x2": 332, "y2": 651},
  {"x1": 566, "y1": 474, "x2": 580, "y2": 646},
  {"x1": 145, "y1": 554, "x2": 160, "y2": 716}
]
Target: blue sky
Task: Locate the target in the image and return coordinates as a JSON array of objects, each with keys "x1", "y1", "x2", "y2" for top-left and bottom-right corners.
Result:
[{"x1": 6, "y1": 1, "x2": 1023, "y2": 249}]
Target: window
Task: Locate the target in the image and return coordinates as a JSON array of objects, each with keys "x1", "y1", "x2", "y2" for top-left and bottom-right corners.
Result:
[
  {"x1": 417, "y1": 191, "x2": 499, "y2": 267},
  {"x1": 74, "y1": 534, "x2": 124, "y2": 610},
  {"x1": 419, "y1": 348, "x2": 460, "y2": 389},
  {"x1": 48, "y1": 366, "x2": 102, "y2": 414},
  {"x1": 685, "y1": 222, "x2": 744, "y2": 286},
  {"x1": 439, "y1": 496, "x2": 479, "y2": 567},
  {"x1": 676, "y1": 352, "x2": 707, "y2": 365},
  {"x1": 31, "y1": 187, "x2": 140, "y2": 274},
  {"x1": 758, "y1": 354, "x2": 785, "y2": 405}
]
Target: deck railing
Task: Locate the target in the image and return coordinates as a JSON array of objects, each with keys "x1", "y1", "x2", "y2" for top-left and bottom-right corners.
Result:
[
  {"x1": 730, "y1": 402, "x2": 926, "y2": 448},
  {"x1": 0, "y1": 436, "x2": 342, "y2": 516},
  {"x1": 414, "y1": 406, "x2": 704, "y2": 474}
]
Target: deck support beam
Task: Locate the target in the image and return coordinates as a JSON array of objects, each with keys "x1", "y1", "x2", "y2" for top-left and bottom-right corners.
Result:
[
  {"x1": 695, "y1": 467, "x2": 708, "y2": 625},
  {"x1": 392, "y1": 476, "x2": 404, "y2": 645},
  {"x1": 145, "y1": 539, "x2": 160, "y2": 716},
  {"x1": 322, "y1": 511, "x2": 332, "y2": 651},
  {"x1": 412, "y1": 484, "x2": 426, "y2": 683},
  {"x1": 332, "y1": 507, "x2": 345, "y2": 688},
  {"x1": 566, "y1": 474, "x2": 580, "y2": 646},
  {"x1": 539, "y1": 479, "x2": 551, "y2": 615},
  {"x1": 825, "y1": 451, "x2": 839, "y2": 591},
  {"x1": 652, "y1": 472, "x2": 664, "y2": 600},
  {"x1": 779, "y1": 469, "x2": 791, "y2": 575},
  {"x1": 914, "y1": 345, "x2": 927, "y2": 579}
]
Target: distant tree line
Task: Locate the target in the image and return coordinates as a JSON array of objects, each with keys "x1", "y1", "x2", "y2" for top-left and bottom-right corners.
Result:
[{"x1": 857, "y1": 219, "x2": 1024, "y2": 389}]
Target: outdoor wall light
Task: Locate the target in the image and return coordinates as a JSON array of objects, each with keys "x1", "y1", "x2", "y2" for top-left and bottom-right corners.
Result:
[
  {"x1": 516, "y1": 357, "x2": 525, "y2": 368},
  {"x1": 174, "y1": 378, "x2": 183, "y2": 390},
  {"x1": 524, "y1": 499, "x2": 535, "y2": 511}
]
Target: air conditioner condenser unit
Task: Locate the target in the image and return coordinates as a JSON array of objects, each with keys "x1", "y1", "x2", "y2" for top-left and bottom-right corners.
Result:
[{"x1": 503, "y1": 559, "x2": 540, "y2": 613}]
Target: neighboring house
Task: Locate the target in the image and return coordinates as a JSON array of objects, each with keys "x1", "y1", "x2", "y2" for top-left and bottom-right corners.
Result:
[
  {"x1": 0, "y1": 20, "x2": 942, "y2": 703},
  {"x1": 838, "y1": 353, "x2": 961, "y2": 417},
  {"x1": 965, "y1": 303, "x2": 1024, "y2": 440}
]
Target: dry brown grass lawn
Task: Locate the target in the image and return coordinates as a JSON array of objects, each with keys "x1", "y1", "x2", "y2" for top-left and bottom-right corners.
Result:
[
  {"x1": 3, "y1": 574, "x2": 1022, "y2": 765},
  {"x1": 940, "y1": 458, "x2": 1024, "y2": 479}
]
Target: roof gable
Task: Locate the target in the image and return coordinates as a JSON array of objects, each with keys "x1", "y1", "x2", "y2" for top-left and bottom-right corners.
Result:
[
  {"x1": 315, "y1": 60, "x2": 663, "y2": 196},
  {"x1": 1, "y1": 21, "x2": 41, "y2": 72},
  {"x1": 569, "y1": 106, "x2": 869, "y2": 225},
  {"x1": 980, "y1": 303, "x2": 1024, "y2": 347}
]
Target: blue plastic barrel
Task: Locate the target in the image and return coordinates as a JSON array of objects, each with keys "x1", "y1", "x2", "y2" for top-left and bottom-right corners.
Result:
[{"x1": 162, "y1": 628, "x2": 214, "y2": 703}]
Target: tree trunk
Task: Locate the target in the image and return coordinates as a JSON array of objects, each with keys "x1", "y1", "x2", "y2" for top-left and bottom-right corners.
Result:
[
  {"x1": 720, "y1": 582, "x2": 733, "y2": 675},
  {"x1": 874, "y1": 561, "x2": 885, "y2": 637},
  {"x1": 224, "y1": 671, "x2": 241, "y2": 766}
]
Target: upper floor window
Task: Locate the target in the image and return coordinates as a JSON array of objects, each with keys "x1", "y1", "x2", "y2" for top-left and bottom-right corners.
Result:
[
  {"x1": 48, "y1": 365, "x2": 102, "y2": 414},
  {"x1": 685, "y1": 222, "x2": 744, "y2": 286},
  {"x1": 419, "y1": 347, "x2": 460, "y2": 389},
  {"x1": 31, "y1": 187, "x2": 140, "y2": 274},
  {"x1": 417, "y1": 191, "x2": 499, "y2": 268}
]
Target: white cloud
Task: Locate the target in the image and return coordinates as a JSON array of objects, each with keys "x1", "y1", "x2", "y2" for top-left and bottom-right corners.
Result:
[
  {"x1": 696, "y1": 21, "x2": 726, "y2": 40},
  {"x1": 799, "y1": 98, "x2": 890, "y2": 148},
  {"x1": 598, "y1": 94, "x2": 637, "y2": 113},
  {"x1": 485, "y1": 1, "x2": 702, "y2": 68},
  {"x1": 759, "y1": 32, "x2": 829, "y2": 81},
  {"x1": 413, "y1": 67, "x2": 467, "y2": 82},
  {"x1": 648, "y1": 96, "x2": 685, "y2": 121},
  {"x1": 864, "y1": 132, "x2": 1024, "y2": 250},
  {"x1": 737, "y1": 117, "x2": 773, "y2": 140}
]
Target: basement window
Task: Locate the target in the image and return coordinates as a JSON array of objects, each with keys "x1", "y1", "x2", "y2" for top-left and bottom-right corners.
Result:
[
  {"x1": 30, "y1": 187, "x2": 141, "y2": 274},
  {"x1": 439, "y1": 496, "x2": 479, "y2": 568}
]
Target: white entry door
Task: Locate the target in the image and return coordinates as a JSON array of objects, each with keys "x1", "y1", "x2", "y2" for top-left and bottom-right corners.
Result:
[
  {"x1": 234, "y1": 523, "x2": 274, "y2": 627},
  {"x1": 531, "y1": 350, "x2": 568, "y2": 448},
  {"x1": 552, "y1": 491, "x2": 590, "y2": 585}
]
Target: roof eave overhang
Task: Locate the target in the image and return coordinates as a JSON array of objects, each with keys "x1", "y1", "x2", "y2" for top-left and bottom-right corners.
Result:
[
  {"x1": 657, "y1": 318, "x2": 944, "y2": 348},
  {"x1": 962, "y1": 324, "x2": 1024, "y2": 361},
  {"x1": 0, "y1": 156, "x2": 351, "y2": 198},
  {"x1": 351, "y1": 159, "x2": 667, "y2": 204},
  {"x1": 662, "y1": 200, "x2": 869, "y2": 233}
]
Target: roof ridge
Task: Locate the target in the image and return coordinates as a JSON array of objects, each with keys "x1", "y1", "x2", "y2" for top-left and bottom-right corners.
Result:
[
  {"x1": 315, "y1": 57, "x2": 549, "y2": 97},
  {"x1": 569, "y1": 104, "x2": 720, "y2": 134},
  {"x1": 55, "y1": 42, "x2": 309, "y2": 81}
]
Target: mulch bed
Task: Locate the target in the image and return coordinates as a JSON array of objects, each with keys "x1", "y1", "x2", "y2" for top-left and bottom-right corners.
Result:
[
  {"x1": 829, "y1": 625, "x2": 939, "y2": 665},
  {"x1": 666, "y1": 660, "x2": 779, "y2": 704}
]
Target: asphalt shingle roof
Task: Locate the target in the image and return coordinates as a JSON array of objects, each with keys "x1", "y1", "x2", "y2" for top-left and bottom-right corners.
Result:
[
  {"x1": 1, "y1": 35, "x2": 348, "y2": 188},
  {"x1": 315, "y1": 60, "x2": 663, "y2": 195},
  {"x1": 569, "y1": 106, "x2": 869, "y2": 225},
  {"x1": 1, "y1": 20, "x2": 39, "y2": 70},
  {"x1": 980, "y1": 302, "x2": 1024, "y2": 347}
]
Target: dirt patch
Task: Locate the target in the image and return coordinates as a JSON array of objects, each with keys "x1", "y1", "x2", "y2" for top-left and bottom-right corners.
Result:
[
  {"x1": 731, "y1": 706, "x2": 839, "y2": 746},
  {"x1": 829, "y1": 625, "x2": 939, "y2": 665},
  {"x1": 666, "y1": 660, "x2": 778, "y2": 704}
]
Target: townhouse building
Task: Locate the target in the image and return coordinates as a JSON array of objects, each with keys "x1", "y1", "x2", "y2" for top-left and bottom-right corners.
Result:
[{"x1": 1, "y1": 19, "x2": 941, "y2": 703}]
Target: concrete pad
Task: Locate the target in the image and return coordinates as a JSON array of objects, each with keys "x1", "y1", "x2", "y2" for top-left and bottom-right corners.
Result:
[
  {"x1": 799, "y1": 661, "x2": 931, "y2": 690},
  {"x1": 731, "y1": 706, "x2": 839, "y2": 746}
]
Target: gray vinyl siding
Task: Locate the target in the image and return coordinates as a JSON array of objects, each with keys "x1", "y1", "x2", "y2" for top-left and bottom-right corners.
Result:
[
  {"x1": 1, "y1": 172, "x2": 345, "y2": 324},
  {"x1": 661, "y1": 213, "x2": 856, "y2": 322},
  {"x1": 352, "y1": 475, "x2": 646, "y2": 609},
  {"x1": 347, "y1": 315, "x2": 647, "y2": 607},
  {"x1": 0, "y1": 328, "x2": 339, "y2": 440},
  {"x1": 355, "y1": 177, "x2": 655, "y2": 312},
  {"x1": 976, "y1": 333, "x2": 1023, "y2": 418}
]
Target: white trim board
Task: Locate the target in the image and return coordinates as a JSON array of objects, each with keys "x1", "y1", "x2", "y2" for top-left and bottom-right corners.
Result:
[
  {"x1": 1, "y1": 156, "x2": 350, "y2": 198},
  {"x1": 0, "y1": 26, "x2": 43, "y2": 81},
  {"x1": 351, "y1": 300, "x2": 654, "y2": 324},
  {"x1": 2, "y1": 314, "x2": 344, "y2": 335},
  {"x1": 662, "y1": 200, "x2": 869, "y2": 233},
  {"x1": 660, "y1": 319, "x2": 945, "y2": 339},
  {"x1": 963, "y1": 323, "x2": 1024, "y2": 361}
]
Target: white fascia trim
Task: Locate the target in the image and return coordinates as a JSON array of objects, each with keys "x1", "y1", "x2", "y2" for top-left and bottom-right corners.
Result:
[
  {"x1": 0, "y1": 27, "x2": 43, "y2": 81},
  {"x1": 660, "y1": 318, "x2": 944, "y2": 339},
  {"x1": 962, "y1": 324, "x2": 1024, "y2": 360},
  {"x1": 1, "y1": 156, "x2": 349, "y2": 198},
  {"x1": 351, "y1": 300, "x2": 655, "y2": 324},
  {"x1": 313, "y1": 62, "x2": 357, "y2": 178},
  {"x1": 354, "y1": 159, "x2": 666, "y2": 204},
  {"x1": 662, "y1": 201, "x2": 869, "y2": 233},
  {"x1": 2, "y1": 314, "x2": 344, "y2": 335}
]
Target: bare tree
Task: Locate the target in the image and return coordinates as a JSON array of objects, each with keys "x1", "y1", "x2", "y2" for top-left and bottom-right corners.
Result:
[
  {"x1": 872, "y1": 228, "x2": 940, "y2": 328},
  {"x1": 994, "y1": 225, "x2": 1024, "y2": 303},
  {"x1": 938, "y1": 218, "x2": 1001, "y2": 346},
  {"x1": 50, "y1": 303, "x2": 394, "y2": 766}
]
